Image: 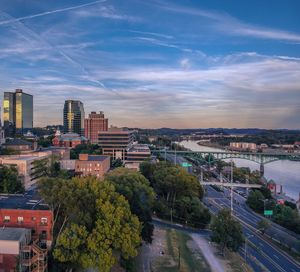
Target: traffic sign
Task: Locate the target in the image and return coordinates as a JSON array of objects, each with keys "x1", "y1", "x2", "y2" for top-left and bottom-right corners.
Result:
[
  {"x1": 181, "y1": 162, "x2": 192, "y2": 167},
  {"x1": 264, "y1": 210, "x2": 273, "y2": 216}
]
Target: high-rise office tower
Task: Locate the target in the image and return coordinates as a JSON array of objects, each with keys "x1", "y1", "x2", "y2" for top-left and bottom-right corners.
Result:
[
  {"x1": 3, "y1": 89, "x2": 33, "y2": 136},
  {"x1": 63, "y1": 100, "x2": 85, "y2": 136},
  {"x1": 84, "y1": 111, "x2": 108, "y2": 144}
]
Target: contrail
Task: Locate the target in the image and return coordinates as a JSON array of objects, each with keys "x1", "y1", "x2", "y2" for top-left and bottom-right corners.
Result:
[
  {"x1": 0, "y1": 8, "x2": 123, "y2": 98},
  {"x1": 0, "y1": 0, "x2": 107, "y2": 26}
]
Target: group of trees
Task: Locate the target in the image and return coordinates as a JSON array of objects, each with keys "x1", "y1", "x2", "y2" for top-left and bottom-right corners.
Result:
[
  {"x1": 38, "y1": 176, "x2": 142, "y2": 271},
  {"x1": 140, "y1": 161, "x2": 211, "y2": 228},
  {"x1": 211, "y1": 209, "x2": 244, "y2": 255},
  {"x1": 105, "y1": 168, "x2": 155, "y2": 243},
  {"x1": 0, "y1": 165, "x2": 24, "y2": 193},
  {"x1": 247, "y1": 188, "x2": 300, "y2": 234},
  {"x1": 70, "y1": 144, "x2": 102, "y2": 159},
  {"x1": 31, "y1": 155, "x2": 73, "y2": 180}
]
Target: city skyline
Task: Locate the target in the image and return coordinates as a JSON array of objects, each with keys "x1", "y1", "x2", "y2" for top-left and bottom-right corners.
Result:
[{"x1": 0, "y1": 0, "x2": 300, "y2": 129}]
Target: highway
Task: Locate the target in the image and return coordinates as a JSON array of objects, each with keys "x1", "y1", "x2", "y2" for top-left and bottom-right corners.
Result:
[
  {"x1": 205, "y1": 186, "x2": 300, "y2": 272},
  {"x1": 164, "y1": 153, "x2": 300, "y2": 271}
]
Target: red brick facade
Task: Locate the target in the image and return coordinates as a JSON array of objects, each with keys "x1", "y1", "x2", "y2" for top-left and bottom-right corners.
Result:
[
  {"x1": 84, "y1": 111, "x2": 108, "y2": 144},
  {"x1": 0, "y1": 209, "x2": 53, "y2": 247},
  {"x1": 52, "y1": 133, "x2": 88, "y2": 148},
  {"x1": 0, "y1": 254, "x2": 17, "y2": 272}
]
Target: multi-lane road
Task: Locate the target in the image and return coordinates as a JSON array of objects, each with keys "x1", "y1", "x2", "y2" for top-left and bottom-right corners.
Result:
[
  {"x1": 205, "y1": 186, "x2": 300, "y2": 272},
  {"x1": 164, "y1": 152, "x2": 300, "y2": 271}
]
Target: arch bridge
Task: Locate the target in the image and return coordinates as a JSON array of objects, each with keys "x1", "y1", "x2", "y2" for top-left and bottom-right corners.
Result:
[{"x1": 151, "y1": 150, "x2": 300, "y2": 175}]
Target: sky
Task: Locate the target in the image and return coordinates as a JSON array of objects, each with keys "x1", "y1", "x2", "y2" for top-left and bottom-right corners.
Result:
[{"x1": 0, "y1": 0, "x2": 300, "y2": 129}]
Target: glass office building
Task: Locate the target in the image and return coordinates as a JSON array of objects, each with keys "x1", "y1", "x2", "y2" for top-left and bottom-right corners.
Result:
[
  {"x1": 3, "y1": 89, "x2": 33, "y2": 136},
  {"x1": 63, "y1": 100, "x2": 85, "y2": 136}
]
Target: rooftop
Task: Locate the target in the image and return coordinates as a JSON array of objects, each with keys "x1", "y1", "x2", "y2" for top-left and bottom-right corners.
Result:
[
  {"x1": 4, "y1": 138, "x2": 32, "y2": 146},
  {"x1": 0, "y1": 189, "x2": 49, "y2": 210},
  {"x1": 58, "y1": 133, "x2": 87, "y2": 141},
  {"x1": 79, "y1": 154, "x2": 110, "y2": 161},
  {"x1": 127, "y1": 144, "x2": 150, "y2": 153},
  {"x1": 0, "y1": 227, "x2": 30, "y2": 241}
]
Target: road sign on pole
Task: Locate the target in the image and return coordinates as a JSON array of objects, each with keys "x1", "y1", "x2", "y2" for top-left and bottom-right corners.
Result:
[
  {"x1": 264, "y1": 210, "x2": 273, "y2": 216},
  {"x1": 181, "y1": 162, "x2": 192, "y2": 167}
]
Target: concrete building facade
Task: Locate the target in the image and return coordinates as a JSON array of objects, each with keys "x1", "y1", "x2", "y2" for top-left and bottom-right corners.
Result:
[{"x1": 98, "y1": 127, "x2": 135, "y2": 160}]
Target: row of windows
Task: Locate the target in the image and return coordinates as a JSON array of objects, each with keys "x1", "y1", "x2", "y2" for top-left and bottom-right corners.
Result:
[{"x1": 3, "y1": 216, "x2": 48, "y2": 224}]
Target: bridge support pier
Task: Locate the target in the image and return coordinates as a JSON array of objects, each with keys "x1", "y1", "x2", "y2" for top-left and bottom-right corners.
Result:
[{"x1": 260, "y1": 163, "x2": 264, "y2": 177}]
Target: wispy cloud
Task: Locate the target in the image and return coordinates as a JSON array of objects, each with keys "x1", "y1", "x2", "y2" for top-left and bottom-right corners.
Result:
[
  {"x1": 155, "y1": 0, "x2": 300, "y2": 43},
  {"x1": 0, "y1": 0, "x2": 107, "y2": 26},
  {"x1": 73, "y1": 5, "x2": 139, "y2": 21}
]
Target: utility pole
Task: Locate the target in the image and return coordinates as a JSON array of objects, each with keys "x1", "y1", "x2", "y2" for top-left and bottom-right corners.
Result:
[
  {"x1": 178, "y1": 245, "x2": 181, "y2": 269},
  {"x1": 230, "y1": 159, "x2": 233, "y2": 215},
  {"x1": 174, "y1": 144, "x2": 177, "y2": 166}
]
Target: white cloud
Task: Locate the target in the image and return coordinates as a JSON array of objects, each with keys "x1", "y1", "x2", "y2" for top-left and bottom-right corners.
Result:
[
  {"x1": 180, "y1": 58, "x2": 191, "y2": 69},
  {"x1": 156, "y1": 0, "x2": 300, "y2": 42}
]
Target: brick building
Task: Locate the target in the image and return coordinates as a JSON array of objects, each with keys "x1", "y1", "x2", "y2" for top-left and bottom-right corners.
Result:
[
  {"x1": 0, "y1": 192, "x2": 53, "y2": 248},
  {"x1": 52, "y1": 132, "x2": 88, "y2": 148},
  {"x1": 75, "y1": 154, "x2": 110, "y2": 179},
  {"x1": 0, "y1": 191, "x2": 51, "y2": 271},
  {"x1": 84, "y1": 111, "x2": 108, "y2": 144}
]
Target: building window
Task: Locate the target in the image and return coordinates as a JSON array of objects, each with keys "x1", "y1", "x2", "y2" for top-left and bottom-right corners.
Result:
[
  {"x1": 17, "y1": 217, "x2": 24, "y2": 223},
  {"x1": 4, "y1": 216, "x2": 10, "y2": 222},
  {"x1": 0, "y1": 254, "x2": 3, "y2": 263},
  {"x1": 41, "y1": 217, "x2": 48, "y2": 224}
]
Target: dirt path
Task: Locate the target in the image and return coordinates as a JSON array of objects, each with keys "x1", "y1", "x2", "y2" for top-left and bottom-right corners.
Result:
[{"x1": 191, "y1": 233, "x2": 227, "y2": 272}]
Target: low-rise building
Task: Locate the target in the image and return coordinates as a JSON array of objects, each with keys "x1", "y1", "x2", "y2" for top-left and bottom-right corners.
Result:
[
  {"x1": 60, "y1": 159, "x2": 76, "y2": 170},
  {"x1": 52, "y1": 132, "x2": 88, "y2": 148},
  {"x1": 0, "y1": 227, "x2": 31, "y2": 272},
  {"x1": 75, "y1": 154, "x2": 110, "y2": 179},
  {"x1": 98, "y1": 127, "x2": 135, "y2": 160},
  {"x1": 229, "y1": 142, "x2": 257, "y2": 151},
  {"x1": 125, "y1": 144, "x2": 151, "y2": 170},
  {"x1": 0, "y1": 191, "x2": 53, "y2": 248},
  {"x1": 0, "y1": 151, "x2": 52, "y2": 189},
  {"x1": 2, "y1": 138, "x2": 35, "y2": 152}
]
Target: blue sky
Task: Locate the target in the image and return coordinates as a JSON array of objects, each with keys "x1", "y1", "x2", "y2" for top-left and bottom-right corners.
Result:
[{"x1": 0, "y1": 0, "x2": 300, "y2": 129}]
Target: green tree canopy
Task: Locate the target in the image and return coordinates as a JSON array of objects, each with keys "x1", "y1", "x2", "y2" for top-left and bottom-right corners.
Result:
[
  {"x1": 211, "y1": 209, "x2": 244, "y2": 255},
  {"x1": 105, "y1": 168, "x2": 155, "y2": 243},
  {"x1": 0, "y1": 165, "x2": 24, "y2": 193},
  {"x1": 246, "y1": 190, "x2": 265, "y2": 212},
  {"x1": 39, "y1": 176, "x2": 141, "y2": 271},
  {"x1": 257, "y1": 219, "x2": 271, "y2": 235}
]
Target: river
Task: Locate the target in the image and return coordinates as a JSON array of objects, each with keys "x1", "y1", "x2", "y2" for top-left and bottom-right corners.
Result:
[{"x1": 178, "y1": 140, "x2": 300, "y2": 201}]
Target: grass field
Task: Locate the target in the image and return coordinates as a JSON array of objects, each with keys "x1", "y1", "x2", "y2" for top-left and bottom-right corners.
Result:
[{"x1": 152, "y1": 229, "x2": 211, "y2": 272}]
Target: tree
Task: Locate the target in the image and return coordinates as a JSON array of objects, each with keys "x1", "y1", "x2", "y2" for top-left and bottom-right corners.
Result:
[
  {"x1": 31, "y1": 158, "x2": 50, "y2": 179},
  {"x1": 106, "y1": 168, "x2": 155, "y2": 243},
  {"x1": 246, "y1": 190, "x2": 265, "y2": 212},
  {"x1": 257, "y1": 219, "x2": 271, "y2": 235},
  {"x1": 152, "y1": 163, "x2": 203, "y2": 202},
  {"x1": 111, "y1": 158, "x2": 124, "y2": 169},
  {"x1": 211, "y1": 209, "x2": 244, "y2": 255},
  {"x1": 39, "y1": 176, "x2": 141, "y2": 271},
  {"x1": 0, "y1": 165, "x2": 24, "y2": 193},
  {"x1": 140, "y1": 160, "x2": 156, "y2": 184}
]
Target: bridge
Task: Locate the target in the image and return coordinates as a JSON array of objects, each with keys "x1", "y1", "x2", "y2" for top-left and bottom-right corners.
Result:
[
  {"x1": 200, "y1": 181, "x2": 262, "y2": 188},
  {"x1": 151, "y1": 149, "x2": 300, "y2": 176}
]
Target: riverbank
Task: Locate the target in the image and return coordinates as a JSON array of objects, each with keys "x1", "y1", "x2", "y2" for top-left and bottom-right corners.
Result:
[{"x1": 178, "y1": 140, "x2": 300, "y2": 201}]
